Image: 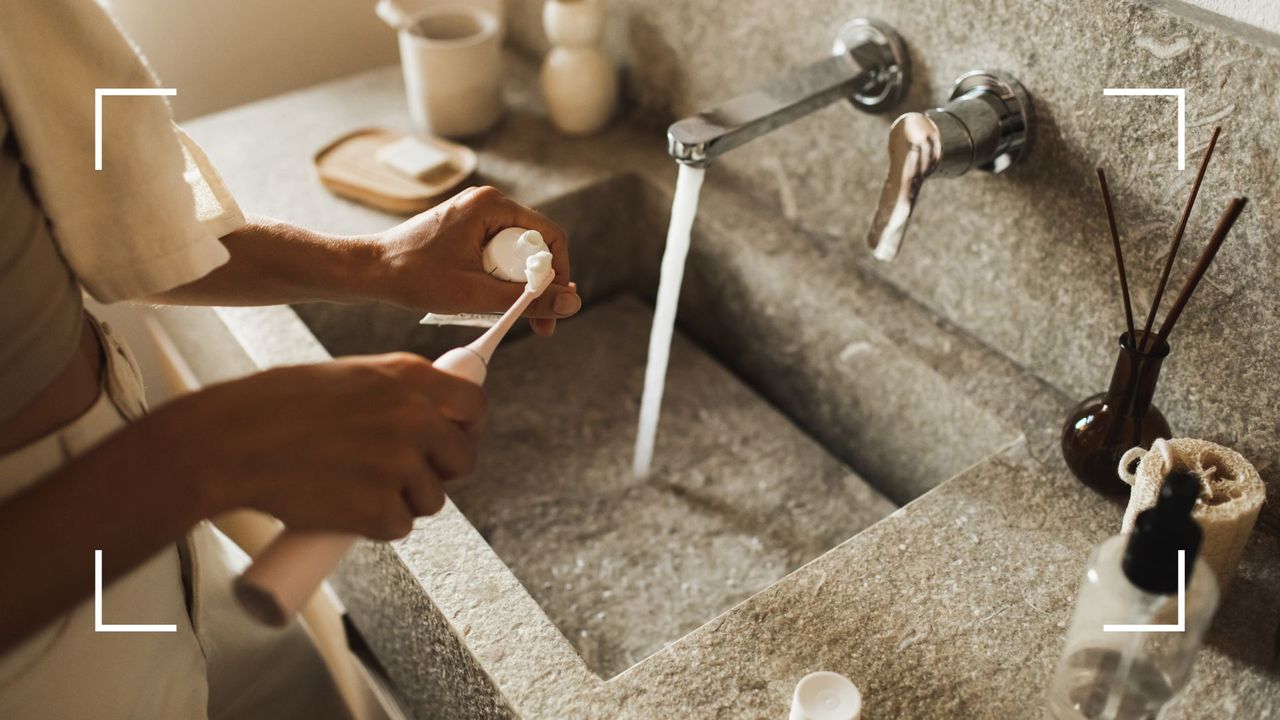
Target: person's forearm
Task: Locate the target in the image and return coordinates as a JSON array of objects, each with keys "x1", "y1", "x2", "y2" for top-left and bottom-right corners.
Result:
[
  {"x1": 0, "y1": 413, "x2": 222, "y2": 653},
  {"x1": 150, "y1": 216, "x2": 381, "y2": 306}
]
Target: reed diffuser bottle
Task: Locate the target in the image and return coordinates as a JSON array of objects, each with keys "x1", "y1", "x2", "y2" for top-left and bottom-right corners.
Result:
[
  {"x1": 1062, "y1": 331, "x2": 1171, "y2": 496},
  {"x1": 1064, "y1": 130, "x2": 1247, "y2": 497}
]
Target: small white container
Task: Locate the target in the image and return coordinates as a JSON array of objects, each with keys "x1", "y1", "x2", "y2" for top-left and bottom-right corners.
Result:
[
  {"x1": 398, "y1": 5, "x2": 503, "y2": 138},
  {"x1": 377, "y1": 0, "x2": 504, "y2": 37},
  {"x1": 790, "y1": 672, "x2": 862, "y2": 720},
  {"x1": 542, "y1": 0, "x2": 604, "y2": 46},
  {"x1": 539, "y1": 0, "x2": 617, "y2": 135}
]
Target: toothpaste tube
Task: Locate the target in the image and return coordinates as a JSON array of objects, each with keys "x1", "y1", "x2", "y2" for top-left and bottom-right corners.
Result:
[{"x1": 419, "y1": 227, "x2": 549, "y2": 327}]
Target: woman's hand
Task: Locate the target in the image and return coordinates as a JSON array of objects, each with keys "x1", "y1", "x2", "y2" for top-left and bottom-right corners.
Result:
[
  {"x1": 368, "y1": 185, "x2": 581, "y2": 336},
  {"x1": 0, "y1": 352, "x2": 480, "y2": 650},
  {"x1": 152, "y1": 187, "x2": 579, "y2": 335},
  {"x1": 152, "y1": 352, "x2": 485, "y2": 540}
]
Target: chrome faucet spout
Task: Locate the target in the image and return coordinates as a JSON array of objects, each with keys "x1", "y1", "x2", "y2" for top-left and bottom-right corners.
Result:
[{"x1": 667, "y1": 18, "x2": 909, "y2": 167}]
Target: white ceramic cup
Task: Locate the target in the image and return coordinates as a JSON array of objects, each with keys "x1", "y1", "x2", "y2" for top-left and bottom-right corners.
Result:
[
  {"x1": 398, "y1": 5, "x2": 503, "y2": 138},
  {"x1": 377, "y1": 0, "x2": 504, "y2": 38}
]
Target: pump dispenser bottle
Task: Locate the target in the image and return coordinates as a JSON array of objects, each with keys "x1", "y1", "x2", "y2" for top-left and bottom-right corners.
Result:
[{"x1": 1046, "y1": 473, "x2": 1219, "y2": 720}]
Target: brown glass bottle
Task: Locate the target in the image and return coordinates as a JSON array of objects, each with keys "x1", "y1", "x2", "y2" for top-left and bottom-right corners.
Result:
[{"x1": 1062, "y1": 331, "x2": 1172, "y2": 496}]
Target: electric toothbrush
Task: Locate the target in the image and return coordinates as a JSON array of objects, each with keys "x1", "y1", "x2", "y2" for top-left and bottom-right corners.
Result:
[{"x1": 234, "y1": 243, "x2": 556, "y2": 627}]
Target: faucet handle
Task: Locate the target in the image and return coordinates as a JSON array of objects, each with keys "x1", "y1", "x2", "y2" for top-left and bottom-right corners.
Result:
[
  {"x1": 867, "y1": 70, "x2": 1031, "y2": 262},
  {"x1": 867, "y1": 113, "x2": 944, "y2": 262}
]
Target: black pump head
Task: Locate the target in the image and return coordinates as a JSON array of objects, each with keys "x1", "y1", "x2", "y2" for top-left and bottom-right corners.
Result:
[{"x1": 1123, "y1": 472, "x2": 1203, "y2": 594}]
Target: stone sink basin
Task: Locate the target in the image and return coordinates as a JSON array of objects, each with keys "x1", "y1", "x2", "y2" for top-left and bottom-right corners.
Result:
[
  {"x1": 291, "y1": 174, "x2": 1023, "y2": 682},
  {"x1": 167, "y1": 68, "x2": 1047, "y2": 709}
]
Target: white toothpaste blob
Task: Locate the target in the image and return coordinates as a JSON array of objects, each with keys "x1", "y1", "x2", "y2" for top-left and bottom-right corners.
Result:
[
  {"x1": 524, "y1": 250, "x2": 554, "y2": 294},
  {"x1": 484, "y1": 228, "x2": 548, "y2": 282}
]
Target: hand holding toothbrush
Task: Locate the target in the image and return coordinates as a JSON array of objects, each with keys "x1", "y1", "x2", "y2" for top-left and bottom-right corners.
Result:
[{"x1": 234, "y1": 241, "x2": 560, "y2": 626}]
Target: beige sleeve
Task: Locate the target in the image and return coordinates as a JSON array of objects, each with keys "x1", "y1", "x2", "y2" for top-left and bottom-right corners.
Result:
[
  {"x1": 176, "y1": 124, "x2": 248, "y2": 246},
  {"x1": 0, "y1": 0, "x2": 245, "y2": 303}
]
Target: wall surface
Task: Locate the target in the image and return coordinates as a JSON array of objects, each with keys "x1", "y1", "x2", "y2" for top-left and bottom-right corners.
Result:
[
  {"x1": 106, "y1": 0, "x2": 398, "y2": 119},
  {"x1": 1185, "y1": 0, "x2": 1280, "y2": 30},
  {"x1": 1160, "y1": 0, "x2": 1280, "y2": 48},
  {"x1": 508, "y1": 0, "x2": 1280, "y2": 512}
]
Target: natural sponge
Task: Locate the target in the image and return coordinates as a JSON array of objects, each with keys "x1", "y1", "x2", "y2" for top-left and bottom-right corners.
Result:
[{"x1": 1120, "y1": 438, "x2": 1265, "y2": 593}]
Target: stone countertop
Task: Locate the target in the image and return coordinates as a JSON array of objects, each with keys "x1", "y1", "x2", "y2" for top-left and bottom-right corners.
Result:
[{"x1": 167, "y1": 56, "x2": 1280, "y2": 719}]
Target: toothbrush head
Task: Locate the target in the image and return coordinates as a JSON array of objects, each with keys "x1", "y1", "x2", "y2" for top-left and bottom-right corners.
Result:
[
  {"x1": 524, "y1": 250, "x2": 554, "y2": 295},
  {"x1": 463, "y1": 250, "x2": 556, "y2": 364}
]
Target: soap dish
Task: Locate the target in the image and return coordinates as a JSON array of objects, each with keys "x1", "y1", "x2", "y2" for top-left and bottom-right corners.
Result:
[{"x1": 312, "y1": 128, "x2": 477, "y2": 214}]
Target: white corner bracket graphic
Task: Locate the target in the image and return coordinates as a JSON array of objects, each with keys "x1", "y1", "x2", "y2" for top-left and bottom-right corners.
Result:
[
  {"x1": 1102, "y1": 88, "x2": 1186, "y2": 170},
  {"x1": 1103, "y1": 550, "x2": 1186, "y2": 633},
  {"x1": 94, "y1": 87, "x2": 177, "y2": 171},
  {"x1": 95, "y1": 550, "x2": 177, "y2": 633}
]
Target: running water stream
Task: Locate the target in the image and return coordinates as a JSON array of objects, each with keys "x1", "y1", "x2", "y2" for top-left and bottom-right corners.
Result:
[{"x1": 632, "y1": 164, "x2": 706, "y2": 477}]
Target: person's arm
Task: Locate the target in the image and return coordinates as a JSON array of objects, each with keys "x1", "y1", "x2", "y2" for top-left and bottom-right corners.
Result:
[
  {"x1": 0, "y1": 353, "x2": 483, "y2": 653},
  {"x1": 151, "y1": 186, "x2": 582, "y2": 335},
  {"x1": 149, "y1": 217, "x2": 379, "y2": 307}
]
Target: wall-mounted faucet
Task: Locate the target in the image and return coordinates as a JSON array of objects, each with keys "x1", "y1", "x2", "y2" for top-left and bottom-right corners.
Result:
[
  {"x1": 867, "y1": 70, "x2": 1032, "y2": 261},
  {"x1": 667, "y1": 19, "x2": 910, "y2": 167}
]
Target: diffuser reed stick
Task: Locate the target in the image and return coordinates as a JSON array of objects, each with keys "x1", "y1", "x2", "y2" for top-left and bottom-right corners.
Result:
[
  {"x1": 1154, "y1": 197, "x2": 1248, "y2": 345},
  {"x1": 1139, "y1": 126, "x2": 1222, "y2": 351},
  {"x1": 1096, "y1": 167, "x2": 1136, "y2": 343},
  {"x1": 1064, "y1": 129, "x2": 1248, "y2": 496}
]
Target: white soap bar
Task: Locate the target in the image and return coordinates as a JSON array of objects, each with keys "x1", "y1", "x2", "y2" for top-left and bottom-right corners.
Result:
[{"x1": 375, "y1": 136, "x2": 451, "y2": 179}]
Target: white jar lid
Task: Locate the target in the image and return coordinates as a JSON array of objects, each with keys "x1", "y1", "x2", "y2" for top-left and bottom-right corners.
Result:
[{"x1": 790, "y1": 671, "x2": 862, "y2": 720}]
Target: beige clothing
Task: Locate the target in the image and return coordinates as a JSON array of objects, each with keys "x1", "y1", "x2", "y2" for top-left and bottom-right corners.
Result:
[
  {"x1": 0, "y1": 0, "x2": 245, "y2": 422},
  {"x1": 0, "y1": 0, "x2": 243, "y2": 304},
  {"x1": 0, "y1": 105, "x2": 84, "y2": 423},
  {"x1": 0, "y1": 318, "x2": 353, "y2": 720},
  {"x1": 0, "y1": 319, "x2": 204, "y2": 718},
  {"x1": 0, "y1": 2, "x2": 352, "y2": 717}
]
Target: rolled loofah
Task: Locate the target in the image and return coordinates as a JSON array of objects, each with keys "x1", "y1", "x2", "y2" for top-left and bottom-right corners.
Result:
[{"x1": 1119, "y1": 438, "x2": 1265, "y2": 593}]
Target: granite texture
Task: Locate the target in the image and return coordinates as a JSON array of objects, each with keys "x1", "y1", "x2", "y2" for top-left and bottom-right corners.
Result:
[
  {"x1": 601, "y1": 457, "x2": 1280, "y2": 720},
  {"x1": 448, "y1": 297, "x2": 896, "y2": 677},
  {"x1": 174, "y1": 38, "x2": 1280, "y2": 720},
  {"x1": 330, "y1": 542, "x2": 520, "y2": 720},
  {"x1": 630, "y1": 176, "x2": 1034, "y2": 503},
  {"x1": 506, "y1": 0, "x2": 1280, "y2": 528}
]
